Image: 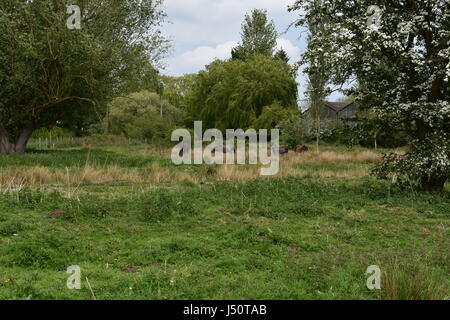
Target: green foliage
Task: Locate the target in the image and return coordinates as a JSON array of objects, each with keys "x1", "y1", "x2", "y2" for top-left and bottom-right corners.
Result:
[
  {"x1": 349, "y1": 88, "x2": 408, "y2": 149},
  {"x1": 109, "y1": 90, "x2": 186, "y2": 142},
  {"x1": 32, "y1": 127, "x2": 75, "y2": 139},
  {"x1": 160, "y1": 74, "x2": 197, "y2": 111},
  {"x1": 373, "y1": 135, "x2": 450, "y2": 192},
  {"x1": 187, "y1": 55, "x2": 298, "y2": 130},
  {"x1": 352, "y1": 114, "x2": 409, "y2": 149},
  {"x1": 0, "y1": 0, "x2": 169, "y2": 153},
  {"x1": 252, "y1": 101, "x2": 292, "y2": 130},
  {"x1": 274, "y1": 48, "x2": 290, "y2": 63},
  {"x1": 325, "y1": 122, "x2": 359, "y2": 147},
  {"x1": 277, "y1": 113, "x2": 309, "y2": 147},
  {"x1": 231, "y1": 9, "x2": 278, "y2": 60},
  {"x1": 0, "y1": 147, "x2": 159, "y2": 169}
]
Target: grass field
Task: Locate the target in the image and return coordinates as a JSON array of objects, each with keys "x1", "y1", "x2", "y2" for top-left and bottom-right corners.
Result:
[{"x1": 0, "y1": 142, "x2": 448, "y2": 300}]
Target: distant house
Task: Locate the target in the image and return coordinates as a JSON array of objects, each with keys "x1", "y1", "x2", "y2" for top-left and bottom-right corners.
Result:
[{"x1": 303, "y1": 101, "x2": 356, "y2": 120}]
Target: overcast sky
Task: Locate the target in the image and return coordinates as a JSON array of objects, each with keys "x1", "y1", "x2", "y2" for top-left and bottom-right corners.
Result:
[{"x1": 160, "y1": 0, "x2": 342, "y2": 103}]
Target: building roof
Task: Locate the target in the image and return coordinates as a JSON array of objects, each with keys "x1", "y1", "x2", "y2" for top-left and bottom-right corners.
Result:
[
  {"x1": 303, "y1": 101, "x2": 354, "y2": 114},
  {"x1": 324, "y1": 101, "x2": 354, "y2": 112}
]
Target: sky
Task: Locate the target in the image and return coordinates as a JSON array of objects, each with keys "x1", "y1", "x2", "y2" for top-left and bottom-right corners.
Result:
[
  {"x1": 160, "y1": 0, "x2": 345, "y2": 103},
  {"x1": 159, "y1": 0, "x2": 345, "y2": 105}
]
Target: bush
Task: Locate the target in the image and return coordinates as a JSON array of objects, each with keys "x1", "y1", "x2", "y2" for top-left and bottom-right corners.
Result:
[
  {"x1": 32, "y1": 126, "x2": 75, "y2": 139},
  {"x1": 252, "y1": 101, "x2": 292, "y2": 130},
  {"x1": 372, "y1": 135, "x2": 450, "y2": 192},
  {"x1": 322, "y1": 121, "x2": 359, "y2": 147},
  {"x1": 109, "y1": 90, "x2": 186, "y2": 142},
  {"x1": 277, "y1": 112, "x2": 309, "y2": 148}
]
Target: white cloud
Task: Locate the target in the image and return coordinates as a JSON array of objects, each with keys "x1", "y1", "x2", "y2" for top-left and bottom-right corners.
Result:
[
  {"x1": 165, "y1": 0, "x2": 295, "y2": 23},
  {"x1": 165, "y1": 41, "x2": 237, "y2": 75},
  {"x1": 165, "y1": 38, "x2": 300, "y2": 76},
  {"x1": 163, "y1": 0, "x2": 299, "y2": 47}
]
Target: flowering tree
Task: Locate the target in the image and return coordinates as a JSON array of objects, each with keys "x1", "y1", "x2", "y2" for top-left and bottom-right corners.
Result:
[
  {"x1": 290, "y1": 0, "x2": 450, "y2": 192},
  {"x1": 304, "y1": 0, "x2": 331, "y2": 152}
]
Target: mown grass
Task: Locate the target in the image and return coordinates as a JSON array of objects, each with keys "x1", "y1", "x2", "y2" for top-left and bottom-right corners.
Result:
[{"x1": 0, "y1": 144, "x2": 448, "y2": 300}]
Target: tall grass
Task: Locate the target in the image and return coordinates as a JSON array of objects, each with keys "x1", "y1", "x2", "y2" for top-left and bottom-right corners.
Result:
[
  {"x1": 0, "y1": 148, "x2": 383, "y2": 190},
  {"x1": 377, "y1": 256, "x2": 449, "y2": 300}
]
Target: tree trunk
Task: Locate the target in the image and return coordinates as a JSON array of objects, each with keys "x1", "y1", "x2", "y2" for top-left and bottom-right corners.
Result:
[
  {"x1": 315, "y1": 119, "x2": 320, "y2": 152},
  {"x1": 420, "y1": 176, "x2": 447, "y2": 193},
  {"x1": 0, "y1": 124, "x2": 34, "y2": 154},
  {"x1": 0, "y1": 123, "x2": 13, "y2": 154},
  {"x1": 15, "y1": 127, "x2": 34, "y2": 153},
  {"x1": 0, "y1": 138, "x2": 13, "y2": 154},
  {"x1": 374, "y1": 131, "x2": 378, "y2": 150}
]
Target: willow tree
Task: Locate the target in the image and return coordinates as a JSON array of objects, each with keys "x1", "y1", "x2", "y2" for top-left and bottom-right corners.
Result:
[
  {"x1": 187, "y1": 55, "x2": 298, "y2": 131},
  {"x1": 290, "y1": 0, "x2": 450, "y2": 192},
  {"x1": 0, "y1": 0, "x2": 168, "y2": 153}
]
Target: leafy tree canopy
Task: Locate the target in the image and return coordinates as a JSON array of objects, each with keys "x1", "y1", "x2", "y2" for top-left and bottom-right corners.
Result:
[
  {"x1": 160, "y1": 74, "x2": 198, "y2": 110},
  {"x1": 109, "y1": 90, "x2": 185, "y2": 142},
  {"x1": 0, "y1": 0, "x2": 169, "y2": 153},
  {"x1": 187, "y1": 55, "x2": 298, "y2": 131},
  {"x1": 231, "y1": 9, "x2": 278, "y2": 60}
]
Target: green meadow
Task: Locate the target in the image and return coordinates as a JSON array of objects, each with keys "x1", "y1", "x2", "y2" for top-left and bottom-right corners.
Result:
[{"x1": 0, "y1": 142, "x2": 448, "y2": 300}]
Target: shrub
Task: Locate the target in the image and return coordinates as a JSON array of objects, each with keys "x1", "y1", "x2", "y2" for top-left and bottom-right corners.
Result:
[
  {"x1": 109, "y1": 90, "x2": 186, "y2": 142},
  {"x1": 32, "y1": 126, "x2": 75, "y2": 139},
  {"x1": 277, "y1": 113, "x2": 308, "y2": 148},
  {"x1": 372, "y1": 136, "x2": 450, "y2": 192},
  {"x1": 252, "y1": 101, "x2": 292, "y2": 130}
]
